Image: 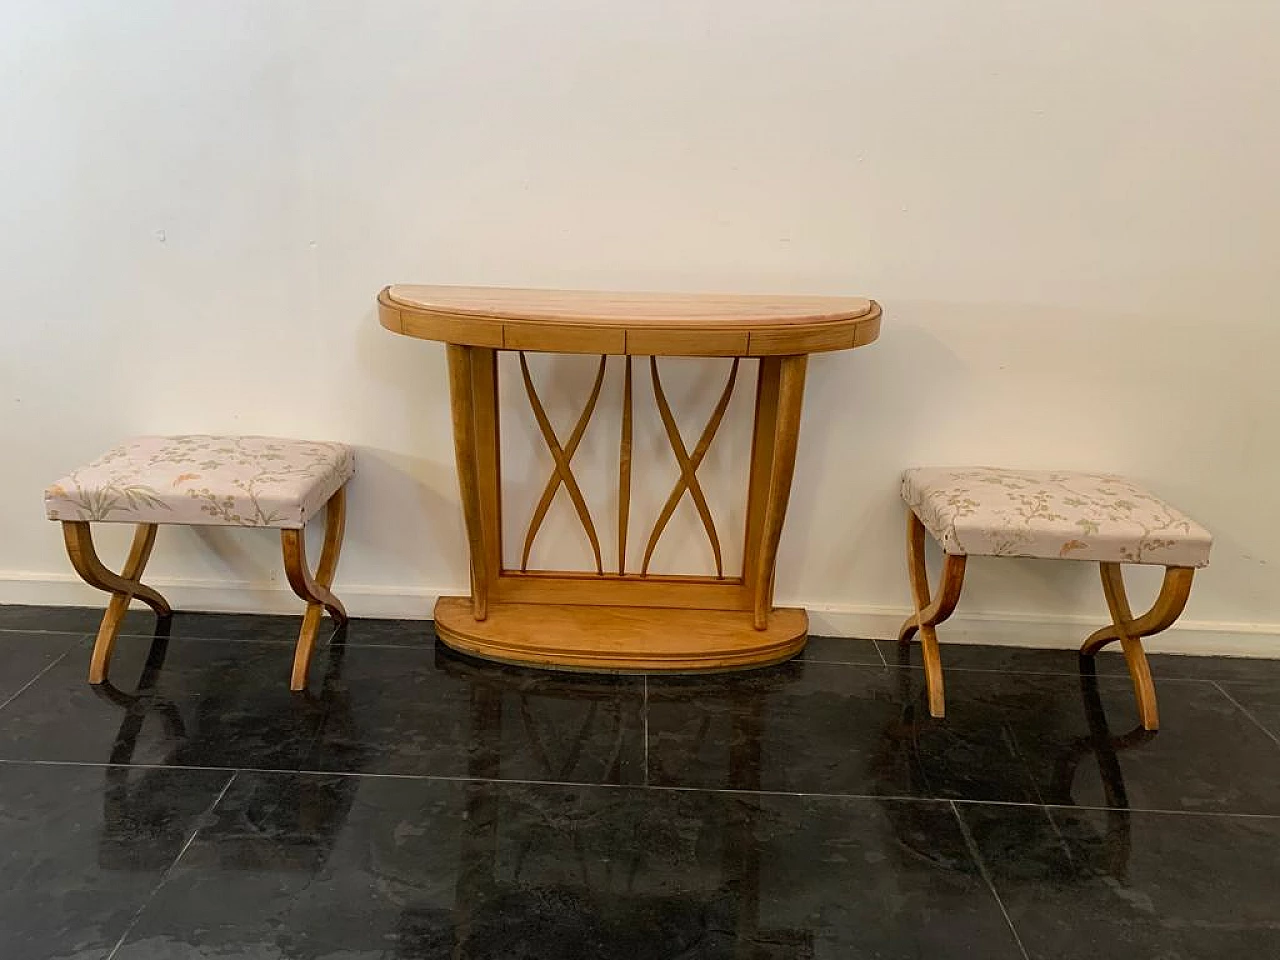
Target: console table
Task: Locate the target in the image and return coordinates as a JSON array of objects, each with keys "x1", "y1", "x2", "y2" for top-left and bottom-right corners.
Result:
[{"x1": 378, "y1": 285, "x2": 881, "y2": 672}]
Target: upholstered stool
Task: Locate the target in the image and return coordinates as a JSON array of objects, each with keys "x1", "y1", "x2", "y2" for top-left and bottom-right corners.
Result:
[
  {"x1": 899, "y1": 467, "x2": 1212, "y2": 730},
  {"x1": 45, "y1": 436, "x2": 355, "y2": 690}
]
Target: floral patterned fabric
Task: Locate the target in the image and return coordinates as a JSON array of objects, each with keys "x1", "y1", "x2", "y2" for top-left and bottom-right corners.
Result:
[
  {"x1": 46, "y1": 436, "x2": 354, "y2": 529},
  {"x1": 902, "y1": 467, "x2": 1212, "y2": 567}
]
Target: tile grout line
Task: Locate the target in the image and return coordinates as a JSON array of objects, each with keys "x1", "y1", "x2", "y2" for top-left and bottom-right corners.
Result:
[
  {"x1": 104, "y1": 771, "x2": 239, "y2": 960},
  {"x1": 873, "y1": 639, "x2": 889, "y2": 668},
  {"x1": 0, "y1": 635, "x2": 89, "y2": 715},
  {"x1": 949, "y1": 800, "x2": 1031, "y2": 960},
  {"x1": 1211, "y1": 681, "x2": 1280, "y2": 748},
  {"x1": 803, "y1": 657, "x2": 891, "y2": 669},
  {"x1": 2, "y1": 757, "x2": 1278, "y2": 820},
  {"x1": 0, "y1": 626, "x2": 96, "y2": 637}
]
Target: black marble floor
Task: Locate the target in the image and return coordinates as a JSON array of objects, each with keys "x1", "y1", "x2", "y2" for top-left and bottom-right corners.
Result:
[{"x1": 1, "y1": 605, "x2": 1278, "y2": 959}]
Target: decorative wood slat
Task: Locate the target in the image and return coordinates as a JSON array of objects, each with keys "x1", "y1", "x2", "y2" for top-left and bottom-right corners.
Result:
[
  {"x1": 641, "y1": 357, "x2": 740, "y2": 578},
  {"x1": 518, "y1": 352, "x2": 607, "y2": 574},
  {"x1": 617, "y1": 356, "x2": 633, "y2": 576}
]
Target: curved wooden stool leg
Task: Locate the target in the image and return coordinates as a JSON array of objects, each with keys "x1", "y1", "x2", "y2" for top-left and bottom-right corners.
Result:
[
  {"x1": 62, "y1": 521, "x2": 170, "y2": 684},
  {"x1": 1081, "y1": 563, "x2": 1194, "y2": 732},
  {"x1": 896, "y1": 509, "x2": 967, "y2": 719},
  {"x1": 282, "y1": 486, "x2": 349, "y2": 691}
]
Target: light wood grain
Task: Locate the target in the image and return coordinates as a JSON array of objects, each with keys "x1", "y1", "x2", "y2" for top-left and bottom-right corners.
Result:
[
  {"x1": 751, "y1": 356, "x2": 807, "y2": 629},
  {"x1": 388, "y1": 284, "x2": 875, "y2": 325},
  {"x1": 518, "y1": 352, "x2": 606, "y2": 574},
  {"x1": 1081, "y1": 563, "x2": 1195, "y2": 731},
  {"x1": 741, "y1": 359, "x2": 781, "y2": 598},
  {"x1": 380, "y1": 285, "x2": 881, "y2": 357},
  {"x1": 504, "y1": 324, "x2": 626, "y2": 355},
  {"x1": 435, "y1": 597, "x2": 807, "y2": 673},
  {"x1": 746, "y1": 313, "x2": 882, "y2": 355},
  {"x1": 897, "y1": 508, "x2": 967, "y2": 719},
  {"x1": 446, "y1": 344, "x2": 491, "y2": 620},
  {"x1": 282, "y1": 486, "x2": 348, "y2": 691},
  {"x1": 628, "y1": 329, "x2": 749, "y2": 357},
  {"x1": 617, "y1": 356, "x2": 633, "y2": 575},
  {"x1": 63, "y1": 521, "x2": 169, "y2": 684},
  {"x1": 896, "y1": 502, "x2": 1199, "y2": 730},
  {"x1": 492, "y1": 569, "x2": 751, "y2": 611},
  {"x1": 470, "y1": 349, "x2": 503, "y2": 589},
  {"x1": 641, "y1": 357, "x2": 739, "y2": 578},
  {"x1": 381, "y1": 282, "x2": 880, "y2": 673}
]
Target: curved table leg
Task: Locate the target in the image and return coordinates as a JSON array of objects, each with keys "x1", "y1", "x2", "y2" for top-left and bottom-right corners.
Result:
[
  {"x1": 1081, "y1": 563, "x2": 1194, "y2": 732},
  {"x1": 62, "y1": 521, "x2": 171, "y2": 685},
  {"x1": 752, "y1": 355, "x2": 807, "y2": 630},
  {"x1": 896, "y1": 509, "x2": 967, "y2": 719},
  {"x1": 282, "y1": 486, "x2": 349, "y2": 691},
  {"x1": 446, "y1": 344, "x2": 492, "y2": 621}
]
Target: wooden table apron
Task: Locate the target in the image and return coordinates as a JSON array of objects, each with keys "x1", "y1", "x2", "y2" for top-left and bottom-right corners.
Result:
[{"x1": 378, "y1": 285, "x2": 882, "y2": 673}]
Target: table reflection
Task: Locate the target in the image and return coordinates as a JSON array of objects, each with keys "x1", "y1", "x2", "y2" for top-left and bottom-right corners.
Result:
[
  {"x1": 432, "y1": 646, "x2": 812, "y2": 959},
  {"x1": 87, "y1": 629, "x2": 1158, "y2": 957}
]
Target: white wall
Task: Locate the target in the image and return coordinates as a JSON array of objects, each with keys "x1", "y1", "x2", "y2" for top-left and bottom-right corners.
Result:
[{"x1": 2, "y1": 1, "x2": 1278, "y2": 653}]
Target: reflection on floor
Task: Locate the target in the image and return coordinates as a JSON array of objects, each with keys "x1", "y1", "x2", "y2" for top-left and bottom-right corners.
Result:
[{"x1": 0, "y1": 604, "x2": 1278, "y2": 959}]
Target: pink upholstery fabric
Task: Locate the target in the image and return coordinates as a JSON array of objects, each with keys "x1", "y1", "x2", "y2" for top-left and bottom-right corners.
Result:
[
  {"x1": 46, "y1": 436, "x2": 354, "y2": 529},
  {"x1": 902, "y1": 467, "x2": 1212, "y2": 567}
]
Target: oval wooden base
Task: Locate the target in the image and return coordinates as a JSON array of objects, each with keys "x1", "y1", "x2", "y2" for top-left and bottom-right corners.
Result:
[{"x1": 434, "y1": 597, "x2": 807, "y2": 673}]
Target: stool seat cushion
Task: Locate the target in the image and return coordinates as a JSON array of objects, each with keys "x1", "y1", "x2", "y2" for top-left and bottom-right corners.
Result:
[
  {"x1": 902, "y1": 466, "x2": 1212, "y2": 567},
  {"x1": 46, "y1": 436, "x2": 354, "y2": 529}
]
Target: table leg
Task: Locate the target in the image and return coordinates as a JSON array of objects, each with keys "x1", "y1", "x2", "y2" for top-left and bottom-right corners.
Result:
[
  {"x1": 446, "y1": 344, "x2": 492, "y2": 621},
  {"x1": 749, "y1": 355, "x2": 807, "y2": 630}
]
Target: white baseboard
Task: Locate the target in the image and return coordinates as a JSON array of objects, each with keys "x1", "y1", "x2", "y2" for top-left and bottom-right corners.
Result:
[
  {"x1": 2, "y1": 571, "x2": 1277, "y2": 658},
  {"x1": 0, "y1": 572, "x2": 439, "y2": 622}
]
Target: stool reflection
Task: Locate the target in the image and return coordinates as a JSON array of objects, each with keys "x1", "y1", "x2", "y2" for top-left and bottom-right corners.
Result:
[
  {"x1": 883, "y1": 644, "x2": 1157, "y2": 883},
  {"x1": 96, "y1": 624, "x2": 359, "y2": 874}
]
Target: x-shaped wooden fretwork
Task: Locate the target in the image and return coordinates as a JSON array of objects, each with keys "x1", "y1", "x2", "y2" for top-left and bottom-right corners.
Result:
[
  {"x1": 642, "y1": 357, "x2": 740, "y2": 578},
  {"x1": 519, "y1": 353, "x2": 607, "y2": 574}
]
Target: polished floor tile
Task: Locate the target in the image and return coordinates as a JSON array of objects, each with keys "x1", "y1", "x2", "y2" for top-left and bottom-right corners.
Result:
[
  {"x1": 0, "y1": 603, "x2": 107, "y2": 634},
  {"x1": 0, "y1": 633, "x2": 328, "y2": 769},
  {"x1": 647, "y1": 659, "x2": 906, "y2": 796},
  {"x1": 1, "y1": 605, "x2": 1278, "y2": 957},
  {"x1": 959, "y1": 802, "x2": 1280, "y2": 960},
  {"x1": 112, "y1": 772, "x2": 1022, "y2": 960},
  {"x1": 648, "y1": 657, "x2": 1280, "y2": 814},
  {"x1": 303, "y1": 644, "x2": 646, "y2": 784},
  {"x1": 0, "y1": 763, "x2": 231, "y2": 960},
  {"x1": 928, "y1": 640, "x2": 1280, "y2": 683},
  {"x1": 883, "y1": 665, "x2": 1280, "y2": 815},
  {"x1": 1213, "y1": 680, "x2": 1280, "y2": 744},
  {"x1": 0, "y1": 603, "x2": 436, "y2": 648},
  {"x1": 0, "y1": 630, "x2": 84, "y2": 703},
  {"x1": 798, "y1": 634, "x2": 887, "y2": 666}
]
